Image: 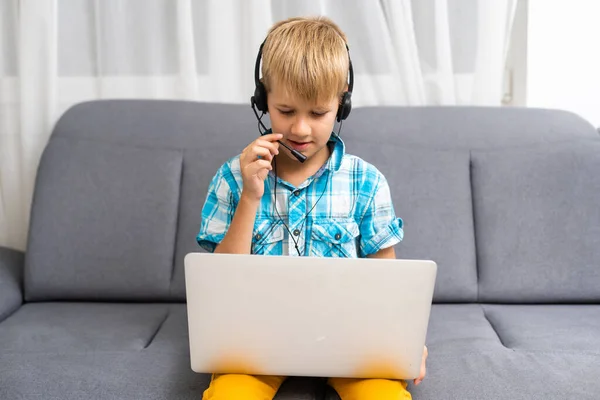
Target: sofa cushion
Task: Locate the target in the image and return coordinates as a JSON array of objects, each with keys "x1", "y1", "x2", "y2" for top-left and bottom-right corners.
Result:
[
  {"x1": 482, "y1": 305, "x2": 600, "y2": 351},
  {"x1": 0, "y1": 351, "x2": 324, "y2": 400},
  {"x1": 472, "y1": 141, "x2": 600, "y2": 302},
  {"x1": 2, "y1": 337, "x2": 599, "y2": 400},
  {"x1": 25, "y1": 137, "x2": 182, "y2": 301},
  {"x1": 2, "y1": 302, "x2": 599, "y2": 400},
  {"x1": 425, "y1": 304, "x2": 505, "y2": 355},
  {"x1": 351, "y1": 142, "x2": 477, "y2": 302},
  {"x1": 143, "y1": 303, "x2": 190, "y2": 353},
  {"x1": 0, "y1": 303, "x2": 169, "y2": 353},
  {"x1": 409, "y1": 350, "x2": 600, "y2": 400},
  {"x1": 171, "y1": 148, "x2": 241, "y2": 300},
  {"x1": 0, "y1": 350, "x2": 211, "y2": 400}
]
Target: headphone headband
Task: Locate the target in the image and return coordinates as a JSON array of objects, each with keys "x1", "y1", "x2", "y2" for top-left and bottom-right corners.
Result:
[
  {"x1": 345, "y1": 44, "x2": 354, "y2": 95},
  {"x1": 253, "y1": 41, "x2": 266, "y2": 91}
]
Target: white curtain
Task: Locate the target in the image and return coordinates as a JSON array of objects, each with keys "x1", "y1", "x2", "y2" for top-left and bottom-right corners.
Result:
[{"x1": 0, "y1": 0, "x2": 518, "y2": 251}]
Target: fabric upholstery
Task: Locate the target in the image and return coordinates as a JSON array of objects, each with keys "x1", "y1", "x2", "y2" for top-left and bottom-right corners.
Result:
[
  {"x1": 4, "y1": 303, "x2": 599, "y2": 400},
  {"x1": 0, "y1": 246, "x2": 24, "y2": 322},
  {"x1": 473, "y1": 141, "x2": 600, "y2": 302},
  {"x1": 482, "y1": 304, "x2": 600, "y2": 351},
  {"x1": 171, "y1": 148, "x2": 240, "y2": 300},
  {"x1": 2, "y1": 350, "x2": 598, "y2": 400},
  {"x1": 0, "y1": 302, "x2": 322, "y2": 400},
  {"x1": 425, "y1": 304, "x2": 505, "y2": 355},
  {"x1": 349, "y1": 142, "x2": 477, "y2": 301},
  {"x1": 0, "y1": 303, "x2": 170, "y2": 353},
  {"x1": 344, "y1": 106, "x2": 598, "y2": 149},
  {"x1": 0, "y1": 347, "x2": 323, "y2": 400},
  {"x1": 25, "y1": 137, "x2": 182, "y2": 301},
  {"x1": 0, "y1": 350, "x2": 211, "y2": 400},
  {"x1": 408, "y1": 350, "x2": 600, "y2": 400}
]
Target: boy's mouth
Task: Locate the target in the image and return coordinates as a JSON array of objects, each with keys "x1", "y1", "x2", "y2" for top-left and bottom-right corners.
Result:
[{"x1": 288, "y1": 140, "x2": 311, "y2": 152}]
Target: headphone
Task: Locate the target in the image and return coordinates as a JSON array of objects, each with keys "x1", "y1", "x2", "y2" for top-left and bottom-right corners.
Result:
[{"x1": 251, "y1": 40, "x2": 354, "y2": 123}]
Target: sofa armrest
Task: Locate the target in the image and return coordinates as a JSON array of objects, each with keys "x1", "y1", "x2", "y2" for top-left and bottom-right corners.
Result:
[{"x1": 0, "y1": 246, "x2": 24, "y2": 322}]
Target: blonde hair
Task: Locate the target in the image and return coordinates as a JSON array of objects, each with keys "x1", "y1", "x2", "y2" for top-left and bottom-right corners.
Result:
[{"x1": 261, "y1": 16, "x2": 350, "y2": 103}]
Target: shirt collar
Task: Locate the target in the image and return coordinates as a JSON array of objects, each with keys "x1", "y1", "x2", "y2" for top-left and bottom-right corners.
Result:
[{"x1": 325, "y1": 133, "x2": 345, "y2": 173}]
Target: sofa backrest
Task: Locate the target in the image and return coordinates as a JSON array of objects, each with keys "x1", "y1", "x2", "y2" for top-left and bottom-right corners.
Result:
[
  {"x1": 472, "y1": 140, "x2": 600, "y2": 303},
  {"x1": 345, "y1": 107, "x2": 600, "y2": 303},
  {"x1": 24, "y1": 100, "x2": 600, "y2": 303},
  {"x1": 25, "y1": 100, "x2": 247, "y2": 301}
]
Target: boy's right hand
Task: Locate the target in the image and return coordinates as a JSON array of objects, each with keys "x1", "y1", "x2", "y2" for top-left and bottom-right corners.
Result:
[{"x1": 239, "y1": 133, "x2": 281, "y2": 201}]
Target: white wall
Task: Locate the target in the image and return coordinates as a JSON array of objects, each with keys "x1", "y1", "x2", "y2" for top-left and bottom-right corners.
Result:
[{"x1": 527, "y1": 0, "x2": 600, "y2": 128}]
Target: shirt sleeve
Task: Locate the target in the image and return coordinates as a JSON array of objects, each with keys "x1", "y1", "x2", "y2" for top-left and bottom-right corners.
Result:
[
  {"x1": 196, "y1": 165, "x2": 237, "y2": 252},
  {"x1": 358, "y1": 173, "x2": 404, "y2": 257}
]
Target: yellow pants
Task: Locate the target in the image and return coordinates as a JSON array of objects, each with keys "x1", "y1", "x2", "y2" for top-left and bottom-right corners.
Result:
[{"x1": 202, "y1": 373, "x2": 411, "y2": 400}]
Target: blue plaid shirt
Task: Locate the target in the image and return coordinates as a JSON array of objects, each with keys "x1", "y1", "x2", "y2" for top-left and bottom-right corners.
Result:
[{"x1": 197, "y1": 134, "x2": 403, "y2": 257}]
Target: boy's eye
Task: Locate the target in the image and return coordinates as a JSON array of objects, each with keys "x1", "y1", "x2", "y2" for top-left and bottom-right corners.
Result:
[{"x1": 278, "y1": 109, "x2": 327, "y2": 117}]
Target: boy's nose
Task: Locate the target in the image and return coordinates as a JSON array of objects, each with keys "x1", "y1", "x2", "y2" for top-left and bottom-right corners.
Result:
[{"x1": 290, "y1": 116, "x2": 310, "y2": 136}]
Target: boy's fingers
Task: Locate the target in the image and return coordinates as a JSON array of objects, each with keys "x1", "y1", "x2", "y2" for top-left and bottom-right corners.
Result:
[
  {"x1": 242, "y1": 134, "x2": 281, "y2": 153},
  {"x1": 250, "y1": 146, "x2": 274, "y2": 161},
  {"x1": 245, "y1": 159, "x2": 272, "y2": 177},
  {"x1": 413, "y1": 370, "x2": 425, "y2": 385},
  {"x1": 255, "y1": 140, "x2": 280, "y2": 155},
  {"x1": 256, "y1": 159, "x2": 273, "y2": 170},
  {"x1": 413, "y1": 347, "x2": 427, "y2": 386},
  {"x1": 418, "y1": 366, "x2": 426, "y2": 383},
  {"x1": 259, "y1": 133, "x2": 283, "y2": 142}
]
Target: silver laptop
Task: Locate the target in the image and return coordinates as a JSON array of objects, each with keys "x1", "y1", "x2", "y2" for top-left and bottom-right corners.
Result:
[{"x1": 184, "y1": 253, "x2": 437, "y2": 380}]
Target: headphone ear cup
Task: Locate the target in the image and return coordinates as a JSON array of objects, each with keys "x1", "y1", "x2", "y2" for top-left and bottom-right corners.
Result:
[
  {"x1": 336, "y1": 92, "x2": 352, "y2": 122},
  {"x1": 253, "y1": 82, "x2": 269, "y2": 113}
]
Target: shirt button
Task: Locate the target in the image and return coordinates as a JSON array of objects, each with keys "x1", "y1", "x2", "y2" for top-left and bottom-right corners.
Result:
[
  {"x1": 255, "y1": 233, "x2": 262, "y2": 240},
  {"x1": 334, "y1": 233, "x2": 341, "y2": 240},
  {"x1": 293, "y1": 191, "x2": 300, "y2": 196},
  {"x1": 293, "y1": 229, "x2": 300, "y2": 236}
]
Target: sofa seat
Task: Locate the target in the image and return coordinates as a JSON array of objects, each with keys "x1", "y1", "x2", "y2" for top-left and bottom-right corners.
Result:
[{"x1": 2, "y1": 303, "x2": 599, "y2": 399}]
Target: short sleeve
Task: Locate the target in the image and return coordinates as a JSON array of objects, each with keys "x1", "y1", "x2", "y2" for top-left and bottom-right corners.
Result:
[
  {"x1": 358, "y1": 173, "x2": 404, "y2": 257},
  {"x1": 196, "y1": 166, "x2": 237, "y2": 252}
]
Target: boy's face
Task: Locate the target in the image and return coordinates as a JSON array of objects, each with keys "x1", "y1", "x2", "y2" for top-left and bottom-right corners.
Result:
[{"x1": 267, "y1": 81, "x2": 339, "y2": 164}]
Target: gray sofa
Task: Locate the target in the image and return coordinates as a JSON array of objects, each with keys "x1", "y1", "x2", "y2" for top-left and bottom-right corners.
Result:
[{"x1": 1, "y1": 100, "x2": 599, "y2": 400}]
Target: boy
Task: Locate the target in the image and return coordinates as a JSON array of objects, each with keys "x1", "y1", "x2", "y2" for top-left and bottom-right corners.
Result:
[{"x1": 197, "y1": 16, "x2": 427, "y2": 400}]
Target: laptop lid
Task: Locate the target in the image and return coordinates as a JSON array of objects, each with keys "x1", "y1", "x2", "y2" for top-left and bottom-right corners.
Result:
[{"x1": 184, "y1": 253, "x2": 436, "y2": 380}]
